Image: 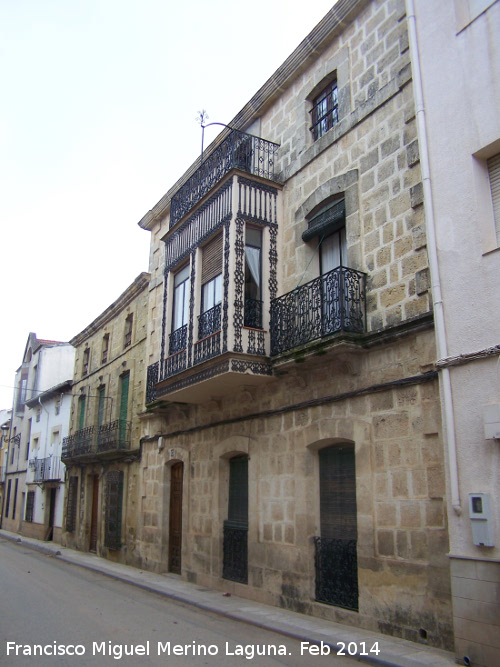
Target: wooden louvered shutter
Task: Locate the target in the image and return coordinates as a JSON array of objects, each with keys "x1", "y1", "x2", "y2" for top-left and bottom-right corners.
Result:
[
  {"x1": 488, "y1": 154, "x2": 500, "y2": 245},
  {"x1": 202, "y1": 234, "x2": 223, "y2": 284},
  {"x1": 319, "y1": 445, "x2": 357, "y2": 540}
]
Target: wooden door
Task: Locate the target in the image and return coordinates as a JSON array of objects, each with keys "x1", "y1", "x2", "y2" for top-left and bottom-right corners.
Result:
[
  {"x1": 89, "y1": 475, "x2": 99, "y2": 552},
  {"x1": 168, "y1": 463, "x2": 183, "y2": 574}
]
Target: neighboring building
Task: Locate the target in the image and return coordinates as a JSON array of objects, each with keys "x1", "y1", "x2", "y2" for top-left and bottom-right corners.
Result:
[
  {"x1": 408, "y1": 1, "x2": 500, "y2": 665},
  {"x1": 139, "y1": 0, "x2": 453, "y2": 650},
  {"x1": 2, "y1": 334, "x2": 74, "y2": 538},
  {"x1": 61, "y1": 273, "x2": 149, "y2": 564},
  {"x1": 0, "y1": 409, "x2": 12, "y2": 523},
  {"x1": 23, "y1": 380, "x2": 73, "y2": 541}
]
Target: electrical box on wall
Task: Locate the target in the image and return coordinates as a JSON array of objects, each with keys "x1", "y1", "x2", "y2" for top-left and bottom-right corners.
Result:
[
  {"x1": 483, "y1": 403, "x2": 500, "y2": 440},
  {"x1": 468, "y1": 493, "x2": 494, "y2": 547}
]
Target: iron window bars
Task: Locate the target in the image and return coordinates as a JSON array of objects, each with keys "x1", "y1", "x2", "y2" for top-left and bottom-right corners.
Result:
[{"x1": 310, "y1": 81, "x2": 339, "y2": 141}]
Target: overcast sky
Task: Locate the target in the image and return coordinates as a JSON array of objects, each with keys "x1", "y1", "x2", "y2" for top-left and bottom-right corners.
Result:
[{"x1": 0, "y1": 0, "x2": 337, "y2": 409}]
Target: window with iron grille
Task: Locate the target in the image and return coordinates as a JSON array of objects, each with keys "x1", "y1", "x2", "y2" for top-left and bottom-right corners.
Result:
[
  {"x1": 66, "y1": 476, "x2": 78, "y2": 532},
  {"x1": 310, "y1": 80, "x2": 338, "y2": 142},
  {"x1": 104, "y1": 470, "x2": 123, "y2": 550},
  {"x1": 25, "y1": 490, "x2": 35, "y2": 522}
]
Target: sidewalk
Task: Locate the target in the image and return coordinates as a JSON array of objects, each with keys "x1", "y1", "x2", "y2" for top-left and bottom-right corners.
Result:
[{"x1": 0, "y1": 529, "x2": 457, "y2": 667}]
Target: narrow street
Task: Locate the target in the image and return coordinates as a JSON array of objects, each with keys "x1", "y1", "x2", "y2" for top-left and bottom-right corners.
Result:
[{"x1": 0, "y1": 538, "x2": 363, "y2": 666}]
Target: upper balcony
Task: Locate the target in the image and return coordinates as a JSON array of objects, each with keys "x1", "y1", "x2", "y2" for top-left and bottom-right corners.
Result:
[
  {"x1": 62, "y1": 419, "x2": 135, "y2": 464},
  {"x1": 170, "y1": 130, "x2": 280, "y2": 228}
]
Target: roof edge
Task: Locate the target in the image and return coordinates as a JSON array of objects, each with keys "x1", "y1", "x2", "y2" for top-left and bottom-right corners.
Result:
[
  {"x1": 70, "y1": 272, "x2": 150, "y2": 346},
  {"x1": 138, "y1": 0, "x2": 369, "y2": 231}
]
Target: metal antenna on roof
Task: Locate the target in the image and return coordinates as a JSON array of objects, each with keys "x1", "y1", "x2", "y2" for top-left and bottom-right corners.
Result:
[{"x1": 196, "y1": 110, "x2": 234, "y2": 166}]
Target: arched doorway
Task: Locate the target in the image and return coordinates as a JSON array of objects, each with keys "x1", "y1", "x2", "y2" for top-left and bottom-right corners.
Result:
[
  {"x1": 168, "y1": 462, "x2": 183, "y2": 574},
  {"x1": 222, "y1": 454, "x2": 248, "y2": 584},
  {"x1": 315, "y1": 443, "x2": 358, "y2": 611}
]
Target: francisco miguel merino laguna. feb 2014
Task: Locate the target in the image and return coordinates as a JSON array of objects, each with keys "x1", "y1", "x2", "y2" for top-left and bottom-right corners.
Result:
[
  {"x1": 6, "y1": 639, "x2": 382, "y2": 659},
  {"x1": 6, "y1": 640, "x2": 292, "y2": 660}
]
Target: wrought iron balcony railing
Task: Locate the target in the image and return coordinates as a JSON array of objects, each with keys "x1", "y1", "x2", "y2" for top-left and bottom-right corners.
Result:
[
  {"x1": 170, "y1": 130, "x2": 280, "y2": 227},
  {"x1": 62, "y1": 426, "x2": 95, "y2": 458},
  {"x1": 33, "y1": 456, "x2": 62, "y2": 482},
  {"x1": 146, "y1": 361, "x2": 159, "y2": 404},
  {"x1": 244, "y1": 298, "x2": 263, "y2": 329},
  {"x1": 169, "y1": 324, "x2": 188, "y2": 355},
  {"x1": 97, "y1": 419, "x2": 131, "y2": 453},
  {"x1": 62, "y1": 420, "x2": 131, "y2": 460},
  {"x1": 198, "y1": 303, "x2": 221, "y2": 340},
  {"x1": 270, "y1": 266, "x2": 366, "y2": 356}
]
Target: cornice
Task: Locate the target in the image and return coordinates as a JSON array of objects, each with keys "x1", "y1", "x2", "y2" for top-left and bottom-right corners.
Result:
[{"x1": 70, "y1": 272, "x2": 150, "y2": 346}]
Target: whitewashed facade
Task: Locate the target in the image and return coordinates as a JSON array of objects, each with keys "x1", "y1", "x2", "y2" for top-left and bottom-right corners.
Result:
[
  {"x1": 408, "y1": 1, "x2": 500, "y2": 665},
  {"x1": 3, "y1": 334, "x2": 74, "y2": 541}
]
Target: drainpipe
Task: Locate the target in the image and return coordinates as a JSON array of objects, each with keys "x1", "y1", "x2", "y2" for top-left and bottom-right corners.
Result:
[{"x1": 405, "y1": 0, "x2": 461, "y2": 514}]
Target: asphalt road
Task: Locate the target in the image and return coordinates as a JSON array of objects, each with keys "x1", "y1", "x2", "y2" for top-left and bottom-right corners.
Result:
[{"x1": 0, "y1": 537, "x2": 362, "y2": 667}]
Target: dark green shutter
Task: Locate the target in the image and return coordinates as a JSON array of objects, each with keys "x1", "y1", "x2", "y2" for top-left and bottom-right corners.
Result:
[
  {"x1": 119, "y1": 374, "x2": 129, "y2": 446},
  {"x1": 97, "y1": 386, "x2": 106, "y2": 427},
  {"x1": 119, "y1": 374, "x2": 129, "y2": 422},
  {"x1": 78, "y1": 395, "x2": 86, "y2": 431}
]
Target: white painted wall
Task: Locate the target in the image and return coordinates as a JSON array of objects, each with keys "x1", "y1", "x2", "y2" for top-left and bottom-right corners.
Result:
[{"x1": 413, "y1": 0, "x2": 500, "y2": 558}]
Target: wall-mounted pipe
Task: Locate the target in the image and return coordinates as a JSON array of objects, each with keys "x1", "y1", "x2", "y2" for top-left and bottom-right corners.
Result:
[{"x1": 405, "y1": 0, "x2": 461, "y2": 514}]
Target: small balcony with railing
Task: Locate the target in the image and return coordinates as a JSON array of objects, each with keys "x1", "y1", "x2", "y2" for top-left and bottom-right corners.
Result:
[
  {"x1": 146, "y1": 131, "x2": 282, "y2": 407},
  {"x1": 28, "y1": 456, "x2": 63, "y2": 483},
  {"x1": 62, "y1": 419, "x2": 133, "y2": 464},
  {"x1": 270, "y1": 266, "x2": 366, "y2": 359}
]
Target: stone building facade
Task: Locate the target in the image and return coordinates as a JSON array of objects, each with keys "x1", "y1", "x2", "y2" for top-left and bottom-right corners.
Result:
[
  {"x1": 138, "y1": 0, "x2": 453, "y2": 649},
  {"x1": 61, "y1": 273, "x2": 149, "y2": 564}
]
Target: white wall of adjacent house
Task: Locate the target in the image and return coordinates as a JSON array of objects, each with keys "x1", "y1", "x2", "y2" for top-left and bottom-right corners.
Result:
[
  {"x1": 34, "y1": 345, "x2": 75, "y2": 397},
  {"x1": 411, "y1": 1, "x2": 500, "y2": 662},
  {"x1": 26, "y1": 390, "x2": 72, "y2": 528}
]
